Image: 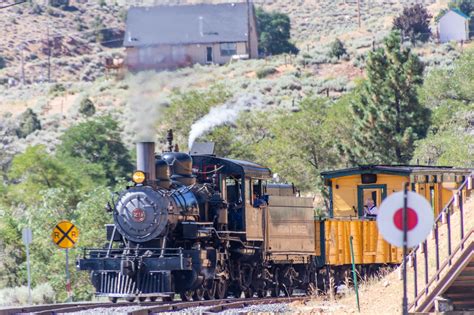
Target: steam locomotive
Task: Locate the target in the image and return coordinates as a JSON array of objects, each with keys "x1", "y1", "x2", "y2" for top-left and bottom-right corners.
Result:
[{"x1": 77, "y1": 132, "x2": 318, "y2": 302}]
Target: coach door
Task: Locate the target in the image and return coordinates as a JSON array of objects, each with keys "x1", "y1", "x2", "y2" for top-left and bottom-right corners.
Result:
[{"x1": 357, "y1": 184, "x2": 387, "y2": 217}]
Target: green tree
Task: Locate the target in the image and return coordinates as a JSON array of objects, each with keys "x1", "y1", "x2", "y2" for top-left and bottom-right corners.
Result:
[
  {"x1": 57, "y1": 115, "x2": 133, "y2": 185},
  {"x1": 78, "y1": 97, "x2": 96, "y2": 117},
  {"x1": 329, "y1": 38, "x2": 347, "y2": 59},
  {"x1": 413, "y1": 49, "x2": 474, "y2": 167},
  {"x1": 347, "y1": 31, "x2": 430, "y2": 164},
  {"x1": 16, "y1": 108, "x2": 41, "y2": 138},
  {"x1": 255, "y1": 7, "x2": 299, "y2": 55},
  {"x1": 1, "y1": 144, "x2": 114, "y2": 300},
  {"x1": 161, "y1": 86, "x2": 231, "y2": 149},
  {"x1": 393, "y1": 4, "x2": 432, "y2": 42},
  {"x1": 6, "y1": 145, "x2": 104, "y2": 207},
  {"x1": 449, "y1": 0, "x2": 474, "y2": 16}
]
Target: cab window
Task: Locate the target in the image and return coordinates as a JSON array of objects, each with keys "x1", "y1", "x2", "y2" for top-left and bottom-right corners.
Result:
[{"x1": 226, "y1": 176, "x2": 242, "y2": 204}]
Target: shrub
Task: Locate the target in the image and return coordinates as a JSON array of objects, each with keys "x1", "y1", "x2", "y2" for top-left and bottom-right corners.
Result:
[
  {"x1": 48, "y1": 83, "x2": 66, "y2": 95},
  {"x1": 256, "y1": 67, "x2": 277, "y2": 79},
  {"x1": 78, "y1": 97, "x2": 96, "y2": 117},
  {"x1": 49, "y1": 0, "x2": 69, "y2": 9},
  {"x1": 329, "y1": 38, "x2": 347, "y2": 59},
  {"x1": 0, "y1": 283, "x2": 55, "y2": 306},
  {"x1": 16, "y1": 109, "x2": 42, "y2": 139},
  {"x1": 0, "y1": 56, "x2": 6, "y2": 69}
]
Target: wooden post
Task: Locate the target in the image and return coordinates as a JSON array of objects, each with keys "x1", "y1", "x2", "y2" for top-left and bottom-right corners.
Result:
[{"x1": 357, "y1": 0, "x2": 361, "y2": 29}]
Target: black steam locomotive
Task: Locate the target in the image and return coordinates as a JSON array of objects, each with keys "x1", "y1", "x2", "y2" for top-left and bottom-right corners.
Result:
[{"x1": 78, "y1": 133, "x2": 318, "y2": 302}]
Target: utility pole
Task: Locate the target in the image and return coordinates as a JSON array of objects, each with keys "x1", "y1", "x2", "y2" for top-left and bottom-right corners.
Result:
[
  {"x1": 47, "y1": 23, "x2": 51, "y2": 83},
  {"x1": 19, "y1": 43, "x2": 25, "y2": 85},
  {"x1": 357, "y1": 0, "x2": 361, "y2": 29}
]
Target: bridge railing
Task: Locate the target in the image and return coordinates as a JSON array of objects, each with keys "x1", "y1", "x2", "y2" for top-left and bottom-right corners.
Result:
[{"x1": 406, "y1": 172, "x2": 473, "y2": 310}]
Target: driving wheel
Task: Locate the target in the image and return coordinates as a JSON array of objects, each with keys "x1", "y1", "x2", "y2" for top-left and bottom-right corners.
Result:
[{"x1": 180, "y1": 290, "x2": 194, "y2": 301}]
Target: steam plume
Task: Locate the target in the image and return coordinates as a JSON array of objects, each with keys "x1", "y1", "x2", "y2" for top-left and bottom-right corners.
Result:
[
  {"x1": 126, "y1": 72, "x2": 170, "y2": 142},
  {"x1": 188, "y1": 95, "x2": 261, "y2": 149}
]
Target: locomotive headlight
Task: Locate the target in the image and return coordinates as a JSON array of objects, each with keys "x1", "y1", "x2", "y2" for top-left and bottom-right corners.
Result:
[{"x1": 132, "y1": 171, "x2": 146, "y2": 184}]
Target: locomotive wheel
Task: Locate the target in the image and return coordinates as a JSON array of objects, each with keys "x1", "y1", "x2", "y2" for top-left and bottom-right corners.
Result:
[
  {"x1": 257, "y1": 288, "x2": 266, "y2": 298},
  {"x1": 180, "y1": 290, "x2": 194, "y2": 301},
  {"x1": 193, "y1": 286, "x2": 205, "y2": 301},
  {"x1": 138, "y1": 296, "x2": 146, "y2": 302},
  {"x1": 203, "y1": 280, "x2": 216, "y2": 300},
  {"x1": 149, "y1": 296, "x2": 157, "y2": 302},
  {"x1": 215, "y1": 278, "x2": 228, "y2": 299},
  {"x1": 108, "y1": 297, "x2": 118, "y2": 303},
  {"x1": 244, "y1": 287, "x2": 254, "y2": 298},
  {"x1": 125, "y1": 297, "x2": 136, "y2": 302}
]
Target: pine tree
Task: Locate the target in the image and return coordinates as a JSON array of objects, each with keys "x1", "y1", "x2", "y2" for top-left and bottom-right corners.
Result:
[
  {"x1": 348, "y1": 31, "x2": 430, "y2": 164},
  {"x1": 329, "y1": 38, "x2": 347, "y2": 59}
]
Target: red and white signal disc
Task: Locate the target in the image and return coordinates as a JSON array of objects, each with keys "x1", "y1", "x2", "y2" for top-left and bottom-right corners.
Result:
[{"x1": 377, "y1": 191, "x2": 434, "y2": 248}]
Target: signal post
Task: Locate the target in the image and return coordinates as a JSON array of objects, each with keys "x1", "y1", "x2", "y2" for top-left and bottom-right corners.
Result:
[{"x1": 51, "y1": 220, "x2": 79, "y2": 302}]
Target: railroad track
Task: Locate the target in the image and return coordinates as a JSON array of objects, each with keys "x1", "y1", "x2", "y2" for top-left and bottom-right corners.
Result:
[{"x1": 0, "y1": 296, "x2": 309, "y2": 315}]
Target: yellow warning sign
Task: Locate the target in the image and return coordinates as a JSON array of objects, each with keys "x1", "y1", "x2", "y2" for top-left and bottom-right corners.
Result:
[{"x1": 51, "y1": 221, "x2": 79, "y2": 249}]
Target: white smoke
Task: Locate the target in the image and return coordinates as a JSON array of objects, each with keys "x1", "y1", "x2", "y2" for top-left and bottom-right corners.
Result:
[
  {"x1": 188, "y1": 94, "x2": 261, "y2": 149},
  {"x1": 126, "y1": 72, "x2": 171, "y2": 142}
]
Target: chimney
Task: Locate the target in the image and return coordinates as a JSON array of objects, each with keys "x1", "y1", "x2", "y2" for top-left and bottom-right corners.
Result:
[
  {"x1": 199, "y1": 16, "x2": 204, "y2": 36},
  {"x1": 136, "y1": 142, "x2": 156, "y2": 186}
]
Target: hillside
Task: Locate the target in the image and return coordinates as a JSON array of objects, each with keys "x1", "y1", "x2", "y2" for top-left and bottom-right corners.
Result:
[{"x1": 0, "y1": 0, "x2": 450, "y2": 84}]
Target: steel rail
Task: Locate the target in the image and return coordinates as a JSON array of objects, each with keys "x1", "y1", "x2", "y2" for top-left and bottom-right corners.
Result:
[
  {"x1": 0, "y1": 296, "x2": 311, "y2": 315},
  {"x1": 0, "y1": 301, "x2": 162, "y2": 315},
  {"x1": 127, "y1": 296, "x2": 310, "y2": 315}
]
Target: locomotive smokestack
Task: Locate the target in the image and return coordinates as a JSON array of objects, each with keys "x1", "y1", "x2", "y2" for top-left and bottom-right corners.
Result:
[{"x1": 136, "y1": 142, "x2": 156, "y2": 185}]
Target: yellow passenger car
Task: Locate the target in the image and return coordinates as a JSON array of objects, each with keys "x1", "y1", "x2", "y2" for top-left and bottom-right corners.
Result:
[{"x1": 319, "y1": 165, "x2": 471, "y2": 267}]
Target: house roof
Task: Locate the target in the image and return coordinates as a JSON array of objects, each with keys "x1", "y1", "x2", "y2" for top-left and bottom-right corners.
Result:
[
  {"x1": 320, "y1": 165, "x2": 472, "y2": 179},
  {"x1": 124, "y1": 3, "x2": 251, "y2": 47},
  {"x1": 440, "y1": 8, "x2": 471, "y2": 21},
  {"x1": 451, "y1": 8, "x2": 470, "y2": 19}
]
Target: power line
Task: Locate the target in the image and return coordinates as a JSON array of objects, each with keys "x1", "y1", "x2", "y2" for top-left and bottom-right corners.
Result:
[{"x1": 0, "y1": 0, "x2": 26, "y2": 10}]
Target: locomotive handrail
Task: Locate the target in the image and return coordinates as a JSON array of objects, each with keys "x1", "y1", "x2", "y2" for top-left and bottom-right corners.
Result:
[
  {"x1": 81, "y1": 247, "x2": 185, "y2": 259},
  {"x1": 405, "y1": 172, "x2": 473, "y2": 311}
]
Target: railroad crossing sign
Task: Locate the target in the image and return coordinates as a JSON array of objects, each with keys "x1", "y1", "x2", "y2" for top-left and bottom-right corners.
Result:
[
  {"x1": 51, "y1": 221, "x2": 79, "y2": 249},
  {"x1": 377, "y1": 191, "x2": 433, "y2": 248}
]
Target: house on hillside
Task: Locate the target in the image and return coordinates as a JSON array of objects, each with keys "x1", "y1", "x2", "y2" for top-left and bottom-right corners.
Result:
[
  {"x1": 123, "y1": 3, "x2": 258, "y2": 71},
  {"x1": 437, "y1": 9, "x2": 470, "y2": 43}
]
